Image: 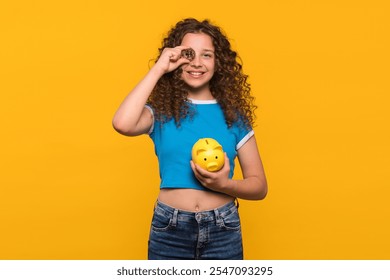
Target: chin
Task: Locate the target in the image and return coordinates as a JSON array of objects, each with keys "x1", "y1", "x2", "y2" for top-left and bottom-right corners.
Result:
[
  {"x1": 182, "y1": 78, "x2": 212, "y2": 91},
  {"x1": 184, "y1": 82, "x2": 210, "y2": 92}
]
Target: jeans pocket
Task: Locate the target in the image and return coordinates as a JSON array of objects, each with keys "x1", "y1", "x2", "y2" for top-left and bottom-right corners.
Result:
[
  {"x1": 151, "y1": 210, "x2": 173, "y2": 232},
  {"x1": 220, "y1": 210, "x2": 241, "y2": 231}
]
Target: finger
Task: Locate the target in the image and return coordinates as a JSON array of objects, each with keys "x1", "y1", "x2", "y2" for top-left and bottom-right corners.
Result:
[
  {"x1": 190, "y1": 160, "x2": 196, "y2": 172},
  {"x1": 219, "y1": 152, "x2": 229, "y2": 169},
  {"x1": 194, "y1": 163, "x2": 215, "y2": 178},
  {"x1": 168, "y1": 46, "x2": 190, "y2": 59},
  {"x1": 191, "y1": 164, "x2": 205, "y2": 184},
  {"x1": 161, "y1": 48, "x2": 179, "y2": 61},
  {"x1": 173, "y1": 46, "x2": 196, "y2": 63},
  {"x1": 168, "y1": 52, "x2": 180, "y2": 61},
  {"x1": 191, "y1": 162, "x2": 204, "y2": 180},
  {"x1": 175, "y1": 45, "x2": 192, "y2": 51},
  {"x1": 169, "y1": 53, "x2": 191, "y2": 66}
]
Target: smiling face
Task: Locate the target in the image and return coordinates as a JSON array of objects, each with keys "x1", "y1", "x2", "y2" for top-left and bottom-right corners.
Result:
[{"x1": 180, "y1": 32, "x2": 216, "y2": 98}]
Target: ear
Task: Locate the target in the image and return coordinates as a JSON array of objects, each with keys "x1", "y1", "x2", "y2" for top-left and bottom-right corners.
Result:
[
  {"x1": 196, "y1": 148, "x2": 206, "y2": 156},
  {"x1": 214, "y1": 145, "x2": 222, "y2": 151}
]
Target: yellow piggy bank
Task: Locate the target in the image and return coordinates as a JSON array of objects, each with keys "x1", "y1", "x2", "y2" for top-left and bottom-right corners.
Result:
[{"x1": 192, "y1": 138, "x2": 225, "y2": 172}]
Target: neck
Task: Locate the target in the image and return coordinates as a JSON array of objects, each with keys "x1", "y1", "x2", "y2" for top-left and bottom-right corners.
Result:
[{"x1": 187, "y1": 86, "x2": 214, "y2": 100}]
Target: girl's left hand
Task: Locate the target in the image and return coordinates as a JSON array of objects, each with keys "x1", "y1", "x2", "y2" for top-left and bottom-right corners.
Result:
[{"x1": 190, "y1": 153, "x2": 231, "y2": 192}]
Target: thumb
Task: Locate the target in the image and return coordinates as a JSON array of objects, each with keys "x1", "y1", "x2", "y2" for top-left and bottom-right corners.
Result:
[
  {"x1": 222, "y1": 152, "x2": 230, "y2": 170},
  {"x1": 224, "y1": 152, "x2": 229, "y2": 163}
]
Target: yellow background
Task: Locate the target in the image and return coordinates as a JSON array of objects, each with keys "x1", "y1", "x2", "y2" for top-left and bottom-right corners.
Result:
[{"x1": 1, "y1": 0, "x2": 389, "y2": 259}]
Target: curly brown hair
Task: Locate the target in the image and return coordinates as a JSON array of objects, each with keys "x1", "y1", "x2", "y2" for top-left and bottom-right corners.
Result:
[{"x1": 148, "y1": 18, "x2": 256, "y2": 128}]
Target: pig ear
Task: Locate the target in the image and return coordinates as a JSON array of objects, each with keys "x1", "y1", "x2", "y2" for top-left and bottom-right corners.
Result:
[
  {"x1": 196, "y1": 148, "x2": 206, "y2": 156},
  {"x1": 214, "y1": 145, "x2": 223, "y2": 151}
]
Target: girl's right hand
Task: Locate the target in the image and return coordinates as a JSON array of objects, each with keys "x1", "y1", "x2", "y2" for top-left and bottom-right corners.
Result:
[{"x1": 153, "y1": 46, "x2": 191, "y2": 74}]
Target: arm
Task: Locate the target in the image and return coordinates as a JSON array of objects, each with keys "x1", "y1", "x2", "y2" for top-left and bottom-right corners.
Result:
[
  {"x1": 190, "y1": 135, "x2": 268, "y2": 200},
  {"x1": 112, "y1": 46, "x2": 190, "y2": 136}
]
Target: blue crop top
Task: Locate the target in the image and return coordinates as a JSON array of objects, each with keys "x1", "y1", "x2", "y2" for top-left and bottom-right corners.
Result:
[{"x1": 146, "y1": 99, "x2": 254, "y2": 191}]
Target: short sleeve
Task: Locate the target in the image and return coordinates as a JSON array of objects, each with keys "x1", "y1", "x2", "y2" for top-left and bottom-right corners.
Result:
[
  {"x1": 236, "y1": 130, "x2": 254, "y2": 150},
  {"x1": 144, "y1": 104, "x2": 155, "y2": 135},
  {"x1": 234, "y1": 118, "x2": 254, "y2": 150}
]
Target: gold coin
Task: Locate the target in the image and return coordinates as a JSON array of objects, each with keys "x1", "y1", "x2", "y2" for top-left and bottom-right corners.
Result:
[{"x1": 181, "y1": 48, "x2": 195, "y2": 61}]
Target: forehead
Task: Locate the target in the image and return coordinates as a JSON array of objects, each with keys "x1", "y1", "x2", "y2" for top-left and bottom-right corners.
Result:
[{"x1": 181, "y1": 33, "x2": 215, "y2": 51}]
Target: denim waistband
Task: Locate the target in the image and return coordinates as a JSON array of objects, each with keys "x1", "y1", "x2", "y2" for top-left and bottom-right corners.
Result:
[{"x1": 154, "y1": 200, "x2": 238, "y2": 224}]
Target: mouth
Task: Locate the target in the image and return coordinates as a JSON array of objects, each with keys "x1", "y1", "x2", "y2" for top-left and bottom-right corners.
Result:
[{"x1": 186, "y1": 71, "x2": 205, "y2": 78}]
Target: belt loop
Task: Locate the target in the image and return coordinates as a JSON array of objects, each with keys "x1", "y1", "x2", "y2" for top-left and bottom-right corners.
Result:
[
  {"x1": 214, "y1": 208, "x2": 223, "y2": 226},
  {"x1": 171, "y1": 209, "x2": 179, "y2": 227}
]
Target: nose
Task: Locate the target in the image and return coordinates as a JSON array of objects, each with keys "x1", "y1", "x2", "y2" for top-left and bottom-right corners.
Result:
[
  {"x1": 190, "y1": 54, "x2": 202, "y2": 67},
  {"x1": 207, "y1": 162, "x2": 218, "y2": 172}
]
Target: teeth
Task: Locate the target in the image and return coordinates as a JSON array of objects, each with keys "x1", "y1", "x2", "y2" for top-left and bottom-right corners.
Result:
[{"x1": 189, "y1": 72, "x2": 203, "y2": 76}]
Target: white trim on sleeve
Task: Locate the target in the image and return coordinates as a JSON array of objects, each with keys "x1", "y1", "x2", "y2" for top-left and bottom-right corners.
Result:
[
  {"x1": 236, "y1": 130, "x2": 254, "y2": 150},
  {"x1": 144, "y1": 105, "x2": 155, "y2": 135}
]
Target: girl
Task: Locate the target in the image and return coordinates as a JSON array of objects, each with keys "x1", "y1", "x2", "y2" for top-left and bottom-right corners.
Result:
[{"x1": 113, "y1": 18, "x2": 267, "y2": 260}]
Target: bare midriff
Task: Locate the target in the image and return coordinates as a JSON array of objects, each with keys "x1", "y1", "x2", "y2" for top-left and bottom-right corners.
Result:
[{"x1": 158, "y1": 188, "x2": 234, "y2": 212}]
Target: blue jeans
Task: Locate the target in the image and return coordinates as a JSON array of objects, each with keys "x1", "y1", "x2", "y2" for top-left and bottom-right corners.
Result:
[{"x1": 148, "y1": 200, "x2": 243, "y2": 260}]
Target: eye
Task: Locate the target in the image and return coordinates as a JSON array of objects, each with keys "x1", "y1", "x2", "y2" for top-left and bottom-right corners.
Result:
[
  {"x1": 204, "y1": 158, "x2": 207, "y2": 161},
  {"x1": 215, "y1": 156, "x2": 218, "y2": 159}
]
